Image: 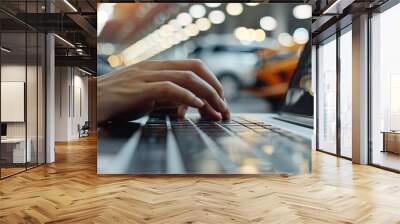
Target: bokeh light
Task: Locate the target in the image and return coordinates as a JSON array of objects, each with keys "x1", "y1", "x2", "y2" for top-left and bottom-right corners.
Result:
[
  {"x1": 205, "y1": 3, "x2": 221, "y2": 8},
  {"x1": 195, "y1": 18, "x2": 211, "y2": 31},
  {"x1": 245, "y1": 3, "x2": 260, "y2": 6},
  {"x1": 260, "y1": 16, "x2": 277, "y2": 31},
  {"x1": 254, "y1": 29, "x2": 266, "y2": 42},
  {"x1": 226, "y1": 3, "x2": 244, "y2": 16},
  {"x1": 184, "y1": 23, "x2": 200, "y2": 37},
  {"x1": 176, "y1": 12, "x2": 193, "y2": 26},
  {"x1": 189, "y1": 4, "x2": 206, "y2": 19},
  {"x1": 293, "y1": 27, "x2": 309, "y2": 44},
  {"x1": 209, "y1": 10, "x2": 226, "y2": 24},
  {"x1": 293, "y1": 5, "x2": 312, "y2": 19},
  {"x1": 278, "y1": 33, "x2": 295, "y2": 47},
  {"x1": 108, "y1": 54, "x2": 123, "y2": 67}
]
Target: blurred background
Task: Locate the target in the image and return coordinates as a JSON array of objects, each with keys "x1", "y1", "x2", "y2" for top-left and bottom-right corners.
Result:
[{"x1": 97, "y1": 3, "x2": 311, "y2": 113}]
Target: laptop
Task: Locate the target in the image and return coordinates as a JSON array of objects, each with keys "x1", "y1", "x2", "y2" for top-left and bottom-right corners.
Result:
[{"x1": 98, "y1": 41, "x2": 313, "y2": 175}]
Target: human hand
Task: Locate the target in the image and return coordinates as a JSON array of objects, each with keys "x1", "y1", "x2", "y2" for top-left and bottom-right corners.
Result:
[{"x1": 97, "y1": 59, "x2": 230, "y2": 123}]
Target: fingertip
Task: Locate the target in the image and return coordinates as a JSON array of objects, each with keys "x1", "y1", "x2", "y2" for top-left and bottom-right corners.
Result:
[
  {"x1": 193, "y1": 97, "x2": 205, "y2": 108},
  {"x1": 222, "y1": 110, "x2": 230, "y2": 121},
  {"x1": 177, "y1": 106, "x2": 187, "y2": 118},
  {"x1": 215, "y1": 112, "x2": 222, "y2": 121},
  {"x1": 221, "y1": 98, "x2": 230, "y2": 120}
]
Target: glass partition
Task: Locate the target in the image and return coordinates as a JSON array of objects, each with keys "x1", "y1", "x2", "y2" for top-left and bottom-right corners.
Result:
[
  {"x1": 0, "y1": 0, "x2": 46, "y2": 179},
  {"x1": 371, "y1": 3, "x2": 400, "y2": 171},
  {"x1": 38, "y1": 32, "x2": 45, "y2": 165},
  {"x1": 339, "y1": 28, "x2": 352, "y2": 158},
  {"x1": 1, "y1": 30, "x2": 28, "y2": 177},
  {"x1": 26, "y1": 0, "x2": 46, "y2": 169},
  {"x1": 317, "y1": 36, "x2": 337, "y2": 154},
  {"x1": 27, "y1": 31, "x2": 38, "y2": 169}
]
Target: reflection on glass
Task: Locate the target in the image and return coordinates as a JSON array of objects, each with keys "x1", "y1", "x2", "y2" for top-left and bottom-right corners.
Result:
[
  {"x1": 27, "y1": 32, "x2": 38, "y2": 169},
  {"x1": 0, "y1": 1, "x2": 46, "y2": 178},
  {"x1": 340, "y1": 29, "x2": 352, "y2": 158},
  {"x1": 371, "y1": 3, "x2": 400, "y2": 171},
  {"x1": 1, "y1": 31, "x2": 27, "y2": 177},
  {"x1": 318, "y1": 38, "x2": 337, "y2": 154},
  {"x1": 38, "y1": 33, "x2": 46, "y2": 165}
]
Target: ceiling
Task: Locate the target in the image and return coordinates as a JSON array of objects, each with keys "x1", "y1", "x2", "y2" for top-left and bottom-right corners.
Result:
[{"x1": 0, "y1": 0, "x2": 97, "y2": 74}]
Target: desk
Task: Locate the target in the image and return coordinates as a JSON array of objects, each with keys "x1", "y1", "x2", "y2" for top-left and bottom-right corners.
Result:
[
  {"x1": 382, "y1": 131, "x2": 400, "y2": 154},
  {"x1": 1, "y1": 138, "x2": 31, "y2": 164}
]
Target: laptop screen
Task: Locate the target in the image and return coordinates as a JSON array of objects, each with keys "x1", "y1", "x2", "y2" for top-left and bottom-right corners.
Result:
[{"x1": 279, "y1": 41, "x2": 313, "y2": 119}]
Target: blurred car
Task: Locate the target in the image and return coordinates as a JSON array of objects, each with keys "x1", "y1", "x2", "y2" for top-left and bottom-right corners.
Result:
[
  {"x1": 245, "y1": 44, "x2": 304, "y2": 110},
  {"x1": 256, "y1": 44, "x2": 304, "y2": 87},
  {"x1": 189, "y1": 44, "x2": 261, "y2": 101}
]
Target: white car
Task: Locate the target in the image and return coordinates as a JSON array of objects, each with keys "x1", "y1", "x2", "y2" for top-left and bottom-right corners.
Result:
[{"x1": 189, "y1": 44, "x2": 260, "y2": 101}]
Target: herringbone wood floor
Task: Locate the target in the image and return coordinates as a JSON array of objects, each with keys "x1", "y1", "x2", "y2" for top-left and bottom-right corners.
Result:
[{"x1": 1, "y1": 135, "x2": 400, "y2": 224}]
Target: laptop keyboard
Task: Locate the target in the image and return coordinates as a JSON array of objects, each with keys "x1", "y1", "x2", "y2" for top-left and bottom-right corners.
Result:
[
  {"x1": 130, "y1": 115, "x2": 310, "y2": 174},
  {"x1": 130, "y1": 116, "x2": 168, "y2": 173},
  {"x1": 171, "y1": 118, "x2": 224, "y2": 173}
]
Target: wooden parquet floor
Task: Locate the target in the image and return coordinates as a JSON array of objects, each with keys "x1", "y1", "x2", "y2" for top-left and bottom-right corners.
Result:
[{"x1": 1, "y1": 135, "x2": 400, "y2": 224}]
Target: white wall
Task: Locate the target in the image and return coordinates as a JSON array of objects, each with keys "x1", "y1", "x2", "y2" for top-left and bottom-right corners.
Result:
[
  {"x1": 1, "y1": 65, "x2": 35, "y2": 138},
  {"x1": 1, "y1": 66, "x2": 26, "y2": 137},
  {"x1": 1, "y1": 82, "x2": 25, "y2": 122},
  {"x1": 73, "y1": 73, "x2": 89, "y2": 135},
  {"x1": 55, "y1": 66, "x2": 69, "y2": 141},
  {"x1": 1, "y1": 63, "x2": 46, "y2": 164},
  {"x1": 54, "y1": 67, "x2": 89, "y2": 141}
]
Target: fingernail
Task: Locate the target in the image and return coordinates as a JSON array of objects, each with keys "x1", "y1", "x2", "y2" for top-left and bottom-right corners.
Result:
[{"x1": 193, "y1": 97, "x2": 205, "y2": 108}]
